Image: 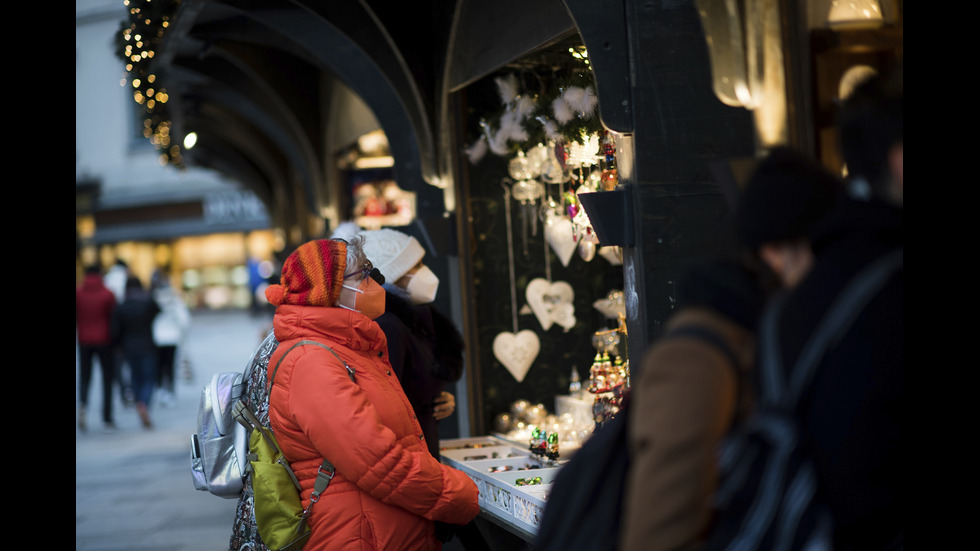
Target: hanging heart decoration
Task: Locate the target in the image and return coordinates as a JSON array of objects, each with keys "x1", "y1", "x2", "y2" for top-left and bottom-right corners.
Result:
[
  {"x1": 544, "y1": 214, "x2": 576, "y2": 267},
  {"x1": 525, "y1": 278, "x2": 576, "y2": 331},
  {"x1": 493, "y1": 330, "x2": 541, "y2": 383}
]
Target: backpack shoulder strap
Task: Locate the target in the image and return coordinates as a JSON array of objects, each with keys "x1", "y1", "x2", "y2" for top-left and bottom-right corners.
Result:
[
  {"x1": 257, "y1": 339, "x2": 352, "y2": 526},
  {"x1": 759, "y1": 249, "x2": 903, "y2": 408},
  {"x1": 269, "y1": 339, "x2": 356, "y2": 392},
  {"x1": 664, "y1": 325, "x2": 740, "y2": 370}
]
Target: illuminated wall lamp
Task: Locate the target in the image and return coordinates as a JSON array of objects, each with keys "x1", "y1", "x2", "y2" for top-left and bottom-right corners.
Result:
[
  {"x1": 352, "y1": 156, "x2": 395, "y2": 169},
  {"x1": 827, "y1": 0, "x2": 884, "y2": 30}
]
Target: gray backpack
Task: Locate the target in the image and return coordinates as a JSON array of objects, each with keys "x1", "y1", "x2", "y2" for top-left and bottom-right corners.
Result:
[
  {"x1": 190, "y1": 370, "x2": 249, "y2": 498},
  {"x1": 190, "y1": 331, "x2": 278, "y2": 498}
]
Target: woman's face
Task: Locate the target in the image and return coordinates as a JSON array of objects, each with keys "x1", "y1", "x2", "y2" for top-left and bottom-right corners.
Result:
[
  {"x1": 338, "y1": 260, "x2": 387, "y2": 318},
  {"x1": 394, "y1": 260, "x2": 424, "y2": 289}
]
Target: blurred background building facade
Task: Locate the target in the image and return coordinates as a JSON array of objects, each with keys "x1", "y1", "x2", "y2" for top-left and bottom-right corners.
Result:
[{"x1": 77, "y1": 0, "x2": 279, "y2": 309}]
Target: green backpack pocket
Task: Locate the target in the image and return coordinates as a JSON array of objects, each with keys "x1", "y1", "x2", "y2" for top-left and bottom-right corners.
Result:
[
  {"x1": 232, "y1": 340, "x2": 348, "y2": 551},
  {"x1": 247, "y1": 423, "x2": 312, "y2": 551}
]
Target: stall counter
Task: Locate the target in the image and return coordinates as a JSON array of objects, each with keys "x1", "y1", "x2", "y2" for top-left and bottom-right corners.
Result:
[{"x1": 440, "y1": 436, "x2": 568, "y2": 547}]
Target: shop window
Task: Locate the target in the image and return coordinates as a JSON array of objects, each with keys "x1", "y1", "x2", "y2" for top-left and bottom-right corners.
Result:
[
  {"x1": 351, "y1": 178, "x2": 416, "y2": 230},
  {"x1": 338, "y1": 130, "x2": 417, "y2": 229}
]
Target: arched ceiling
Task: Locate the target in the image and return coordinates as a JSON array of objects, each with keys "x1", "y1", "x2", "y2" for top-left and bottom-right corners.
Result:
[
  {"x1": 145, "y1": 0, "x2": 632, "y2": 238},
  {"x1": 152, "y1": 0, "x2": 447, "y2": 231}
]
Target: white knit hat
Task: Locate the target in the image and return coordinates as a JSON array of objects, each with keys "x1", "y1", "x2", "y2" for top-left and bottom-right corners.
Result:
[{"x1": 360, "y1": 229, "x2": 425, "y2": 283}]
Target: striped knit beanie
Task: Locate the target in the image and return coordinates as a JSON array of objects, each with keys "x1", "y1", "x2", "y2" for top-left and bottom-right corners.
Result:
[{"x1": 265, "y1": 239, "x2": 347, "y2": 307}]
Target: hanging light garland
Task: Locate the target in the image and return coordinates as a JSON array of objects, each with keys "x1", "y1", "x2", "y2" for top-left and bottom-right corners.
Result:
[{"x1": 115, "y1": 0, "x2": 184, "y2": 168}]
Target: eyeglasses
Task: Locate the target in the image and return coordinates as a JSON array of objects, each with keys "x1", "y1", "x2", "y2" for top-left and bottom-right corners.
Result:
[{"x1": 344, "y1": 261, "x2": 385, "y2": 285}]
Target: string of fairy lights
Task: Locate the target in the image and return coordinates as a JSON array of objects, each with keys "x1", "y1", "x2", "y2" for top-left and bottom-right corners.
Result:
[{"x1": 115, "y1": 0, "x2": 184, "y2": 168}]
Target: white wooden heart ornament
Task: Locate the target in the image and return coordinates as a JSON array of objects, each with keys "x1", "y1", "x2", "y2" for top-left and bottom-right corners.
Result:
[
  {"x1": 545, "y1": 216, "x2": 576, "y2": 267},
  {"x1": 525, "y1": 278, "x2": 576, "y2": 331},
  {"x1": 551, "y1": 302, "x2": 576, "y2": 331},
  {"x1": 493, "y1": 330, "x2": 540, "y2": 382}
]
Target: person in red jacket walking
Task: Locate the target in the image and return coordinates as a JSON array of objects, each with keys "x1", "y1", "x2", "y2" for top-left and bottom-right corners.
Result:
[{"x1": 76, "y1": 265, "x2": 118, "y2": 432}]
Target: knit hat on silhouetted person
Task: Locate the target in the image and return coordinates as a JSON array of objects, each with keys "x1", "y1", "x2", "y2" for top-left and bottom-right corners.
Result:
[
  {"x1": 264, "y1": 239, "x2": 347, "y2": 307},
  {"x1": 736, "y1": 147, "x2": 843, "y2": 250},
  {"x1": 359, "y1": 229, "x2": 426, "y2": 283}
]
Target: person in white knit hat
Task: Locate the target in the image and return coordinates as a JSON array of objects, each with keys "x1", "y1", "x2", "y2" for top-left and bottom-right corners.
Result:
[
  {"x1": 345, "y1": 226, "x2": 479, "y2": 546},
  {"x1": 360, "y1": 228, "x2": 441, "y2": 306},
  {"x1": 329, "y1": 225, "x2": 465, "y2": 459}
]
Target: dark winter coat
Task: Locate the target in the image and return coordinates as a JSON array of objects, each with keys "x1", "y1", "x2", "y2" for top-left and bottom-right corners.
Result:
[
  {"x1": 375, "y1": 291, "x2": 465, "y2": 458},
  {"x1": 772, "y1": 196, "x2": 903, "y2": 549},
  {"x1": 112, "y1": 289, "x2": 161, "y2": 357}
]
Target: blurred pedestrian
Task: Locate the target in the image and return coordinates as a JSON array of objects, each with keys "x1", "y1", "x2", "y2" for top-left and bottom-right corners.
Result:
[
  {"x1": 263, "y1": 237, "x2": 479, "y2": 550},
  {"x1": 736, "y1": 146, "x2": 844, "y2": 289},
  {"x1": 112, "y1": 276, "x2": 161, "y2": 428},
  {"x1": 104, "y1": 258, "x2": 135, "y2": 406},
  {"x1": 76, "y1": 264, "x2": 118, "y2": 432},
  {"x1": 618, "y1": 258, "x2": 767, "y2": 551},
  {"x1": 103, "y1": 259, "x2": 128, "y2": 303},
  {"x1": 759, "y1": 63, "x2": 903, "y2": 549},
  {"x1": 152, "y1": 269, "x2": 191, "y2": 407}
]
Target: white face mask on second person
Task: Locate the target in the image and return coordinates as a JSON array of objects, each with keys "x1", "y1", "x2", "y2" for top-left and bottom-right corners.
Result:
[{"x1": 405, "y1": 265, "x2": 439, "y2": 305}]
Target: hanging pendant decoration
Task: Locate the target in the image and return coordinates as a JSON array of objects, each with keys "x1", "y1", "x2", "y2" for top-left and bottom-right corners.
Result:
[
  {"x1": 493, "y1": 330, "x2": 541, "y2": 383},
  {"x1": 493, "y1": 183, "x2": 540, "y2": 383},
  {"x1": 544, "y1": 213, "x2": 577, "y2": 267},
  {"x1": 526, "y1": 278, "x2": 576, "y2": 332},
  {"x1": 511, "y1": 177, "x2": 544, "y2": 255}
]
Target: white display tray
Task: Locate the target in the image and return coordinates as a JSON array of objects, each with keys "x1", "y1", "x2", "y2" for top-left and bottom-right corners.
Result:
[{"x1": 440, "y1": 436, "x2": 564, "y2": 535}]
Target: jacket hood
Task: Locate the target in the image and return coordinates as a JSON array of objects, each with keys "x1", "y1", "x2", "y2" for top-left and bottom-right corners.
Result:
[{"x1": 272, "y1": 304, "x2": 388, "y2": 354}]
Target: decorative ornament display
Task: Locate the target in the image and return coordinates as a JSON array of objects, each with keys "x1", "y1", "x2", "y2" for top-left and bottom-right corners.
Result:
[
  {"x1": 508, "y1": 149, "x2": 533, "y2": 180},
  {"x1": 493, "y1": 330, "x2": 541, "y2": 383},
  {"x1": 544, "y1": 213, "x2": 577, "y2": 267},
  {"x1": 494, "y1": 184, "x2": 540, "y2": 382},
  {"x1": 525, "y1": 278, "x2": 576, "y2": 332},
  {"x1": 578, "y1": 237, "x2": 596, "y2": 262},
  {"x1": 593, "y1": 289, "x2": 625, "y2": 319},
  {"x1": 600, "y1": 131, "x2": 619, "y2": 190},
  {"x1": 494, "y1": 412, "x2": 514, "y2": 433},
  {"x1": 465, "y1": 64, "x2": 604, "y2": 164},
  {"x1": 592, "y1": 329, "x2": 623, "y2": 358},
  {"x1": 528, "y1": 427, "x2": 560, "y2": 462},
  {"x1": 569, "y1": 366, "x2": 582, "y2": 394},
  {"x1": 511, "y1": 177, "x2": 545, "y2": 254},
  {"x1": 598, "y1": 246, "x2": 623, "y2": 266},
  {"x1": 587, "y1": 351, "x2": 630, "y2": 425}
]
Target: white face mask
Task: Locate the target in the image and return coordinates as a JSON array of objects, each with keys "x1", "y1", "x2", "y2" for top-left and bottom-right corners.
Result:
[{"x1": 405, "y1": 265, "x2": 439, "y2": 305}]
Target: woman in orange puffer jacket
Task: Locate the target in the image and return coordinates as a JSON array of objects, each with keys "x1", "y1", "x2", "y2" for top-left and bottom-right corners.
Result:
[{"x1": 264, "y1": 237, "x2": 479, "y2": 551}]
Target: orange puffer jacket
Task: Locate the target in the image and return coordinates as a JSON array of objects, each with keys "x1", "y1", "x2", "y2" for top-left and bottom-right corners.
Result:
[{"x1": 268, "y1": 304, "x2": 479, "y2": 551}]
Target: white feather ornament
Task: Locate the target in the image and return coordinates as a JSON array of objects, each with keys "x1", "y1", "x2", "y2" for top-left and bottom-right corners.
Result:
[
  {"x1": 552, "y1": 97, "x2": 574, "y2": 124},
  {"x1": 495, "y1": 74, "x2": 519, "y2": 105},
  {"x1": 562, "y1": 86, "x2": 587, "y2": 111},
  {"x1": 465, "y1": 136, "x2": 488, "y2": 164}
]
